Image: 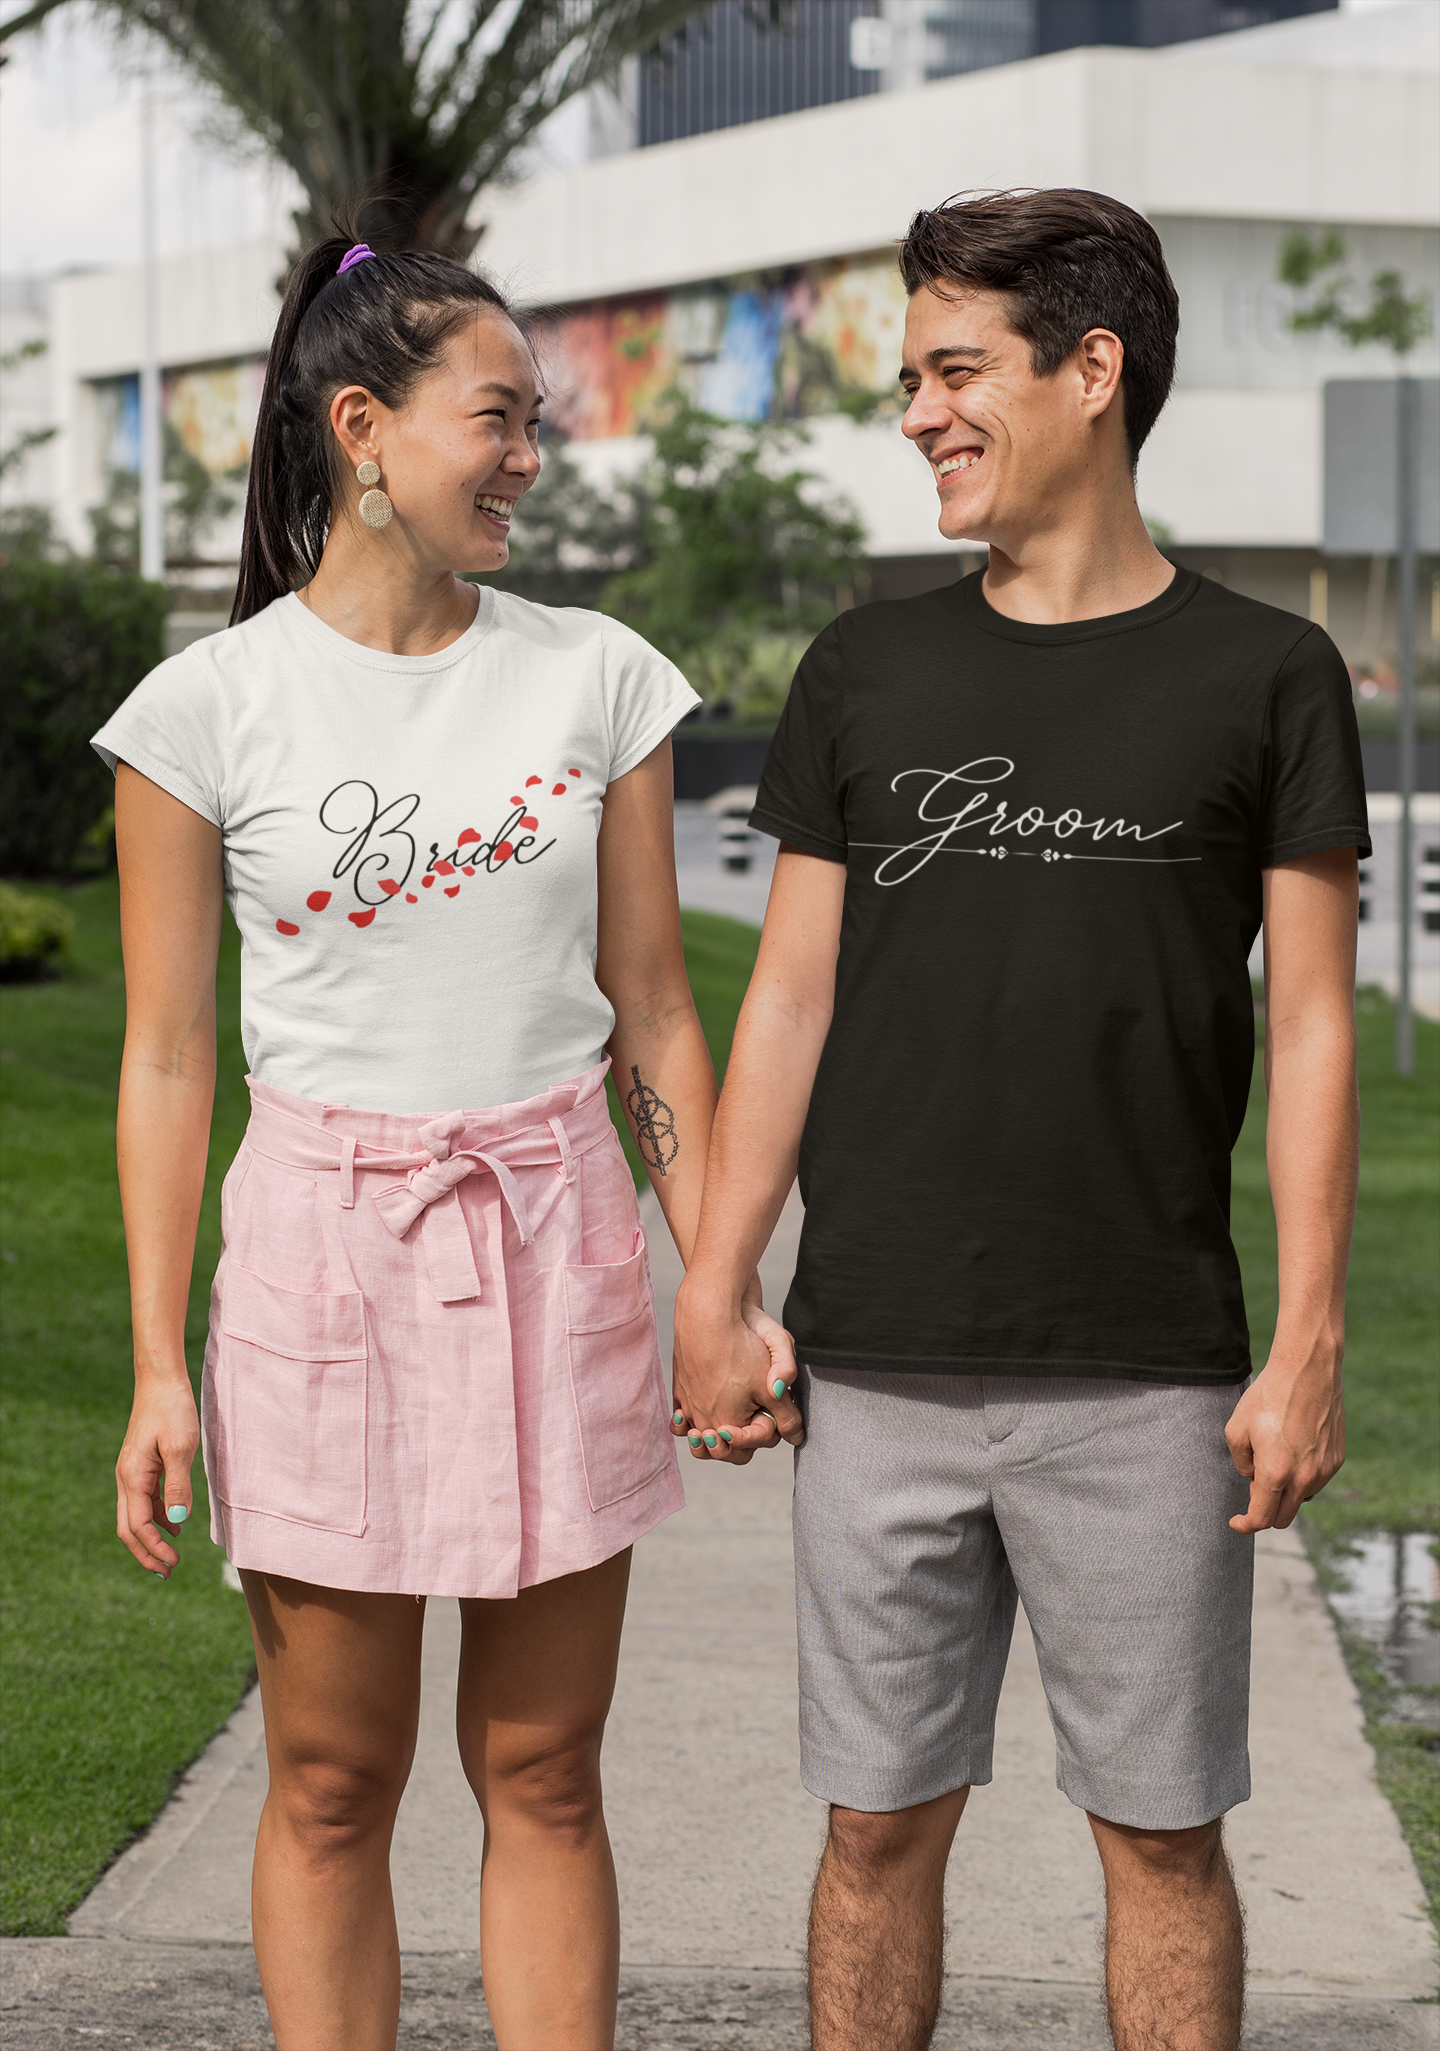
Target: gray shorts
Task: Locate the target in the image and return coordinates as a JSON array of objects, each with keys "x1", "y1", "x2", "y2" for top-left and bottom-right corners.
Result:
[{"x1": 792, "y1": 1366, "x2": 1254, "y2": 1831}]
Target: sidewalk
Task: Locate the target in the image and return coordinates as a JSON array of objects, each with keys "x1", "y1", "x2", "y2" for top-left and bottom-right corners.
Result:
[{"x1": 2, "y1": 1187, "x2": 1434, "y2": 2048}]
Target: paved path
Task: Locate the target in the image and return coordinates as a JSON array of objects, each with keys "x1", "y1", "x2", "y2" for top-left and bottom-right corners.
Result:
[{"x1": 4, "y1": 1189, "x2": 1434, "y2": 2046}]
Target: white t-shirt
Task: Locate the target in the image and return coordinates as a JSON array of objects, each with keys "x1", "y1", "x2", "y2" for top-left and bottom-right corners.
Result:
[{"x1": 93, "y1": 589, "x2": 699, "y2": 1113}]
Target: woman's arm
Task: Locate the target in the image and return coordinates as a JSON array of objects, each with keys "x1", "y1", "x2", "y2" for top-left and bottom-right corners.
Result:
[
  {"x1": 113, "y1": 764, "x2": 225, "y2": 1576},
  {"x1": 594, "y1": 740, "x2": 717, "y2": 1266},
  {"x1": 672, "y1": 848, "x2": 843, "y2": 1460}
]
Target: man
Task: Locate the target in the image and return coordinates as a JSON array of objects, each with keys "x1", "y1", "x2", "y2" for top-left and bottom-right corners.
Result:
[{"x1": 672, "y1": 188, "x2": 1366, "y2": 2051}]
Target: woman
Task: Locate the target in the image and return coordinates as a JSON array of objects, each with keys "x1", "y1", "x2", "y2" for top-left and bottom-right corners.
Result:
[{"x1": 94, "y1": 235, "x2": 784, "y2": 2051}]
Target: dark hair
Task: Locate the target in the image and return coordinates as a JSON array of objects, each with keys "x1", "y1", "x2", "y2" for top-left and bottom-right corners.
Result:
[
  {"x1": 232, "y1": 233, "x2": 515, "y2": 624},
  {"x1": 898, "y1": 189, "x2": 1179, "y2": 462}
]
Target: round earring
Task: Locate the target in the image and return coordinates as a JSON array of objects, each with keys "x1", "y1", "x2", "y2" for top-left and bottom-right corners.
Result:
[{"x1": 355, "y1": 459, "x2": 393, "y2": 530}]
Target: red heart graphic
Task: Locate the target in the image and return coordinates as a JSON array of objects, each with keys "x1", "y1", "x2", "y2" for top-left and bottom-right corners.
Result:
[
  {"x1": 349, "y1": 908, "x2": 376, "y2": 928},
  {"x1": 494, "y1": 841, "x2": 514, "y2": 863},
  {"x1": 444, "y1": 885, "x2": 461, "y2": 898},
  {"x1": 306, "y1": 890, "x2": 331, "y2": 913},
  {"x1": 521, "y1": 815, "x2": 539, "y2": 831},
  {"x1": 568, "y1": 768, "x2": 580, "y2": 778},
  {"x1": 510, "y1": 795, "x2": 524, "y2": 806},
  {"x1": 422, "y1": 875, "x2": 435, "y2": 888},
  {"x1": 405, "y1": 893, "x2": 418, "y2": 904},
  {"x1": 525, "y1": 775, "x2": 542, "y2": 788},
  {"x1": 457, "y1": 828, "x2": 481, "y2": 846},
  {"x1": 378, "y1": 878, "x2": 401, "y2": 896},
  {"x1": 434, "y1": 860, "x2": 455, "y2": 876},
  {"x1": 552, "y1": 783, "x2": 567, "y2": 796},
  {"x1": 276, "y1": 918, "x2": 300, "y2": 936}
]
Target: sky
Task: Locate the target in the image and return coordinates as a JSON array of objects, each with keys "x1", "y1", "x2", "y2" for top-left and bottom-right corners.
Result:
[{"x1": 0, "y1": 7, "x2": 303, "y2": 276}]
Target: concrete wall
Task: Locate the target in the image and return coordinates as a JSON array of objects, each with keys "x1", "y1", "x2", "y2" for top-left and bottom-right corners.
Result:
[
  {"x1": 474, "y1": 42, "x2": 1437, "y2": 307},
  {"x1": 0, "y1": 274, "x2": 58, "y2": 520},
  {"x1": 47, "y1": 238, "x2": 282, "y2": 552}
]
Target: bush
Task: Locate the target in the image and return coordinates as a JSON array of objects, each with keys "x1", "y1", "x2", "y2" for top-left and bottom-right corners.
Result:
[
  {"x1": 689, "y1": 629, "x2": 814, "y2": 721},
  {"x1": 0, "y1": 561, "x2": 167, "y2": 876},
  {"x1": 0, "y1": 882, "x2": 74, "y2": 981}
]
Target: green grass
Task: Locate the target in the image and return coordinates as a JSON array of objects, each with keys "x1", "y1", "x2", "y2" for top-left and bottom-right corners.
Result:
[
  {"x1": 0, "y1": 879, "x2": 256, "y2": 1937},
  {"x1": 0, "y1": 880, "x2": 762, "y2": 1935}
]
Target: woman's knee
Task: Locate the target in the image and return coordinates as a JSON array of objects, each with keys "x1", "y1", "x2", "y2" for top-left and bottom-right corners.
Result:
[
  {"x1": 269, "y1": 1748, "x2": 411, "y2": 1857},
  {"x1": 482, "y1": 1729, "x2": 605, "y2": 1847}
]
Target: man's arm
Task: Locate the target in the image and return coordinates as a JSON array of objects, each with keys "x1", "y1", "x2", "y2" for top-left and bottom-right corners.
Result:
[
  {"x1": 672, "y1": 847, "x2": 845, "y2": 1461},
  {"x1": 1225, "y1": 845, "x2": 1359, "y2": 1532}
]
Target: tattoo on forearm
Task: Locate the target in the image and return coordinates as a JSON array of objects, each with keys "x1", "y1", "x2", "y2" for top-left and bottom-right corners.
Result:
[{"x1": 628, "y1": 1065, "x2": 679, "y2": 1177}]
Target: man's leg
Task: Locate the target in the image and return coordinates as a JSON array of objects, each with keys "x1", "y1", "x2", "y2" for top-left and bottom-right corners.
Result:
[
  {"x1": 1090, "y1": 1813, "x2": 1245, "y2": 2051},
  {"x1": 790, "y1": 1369, "x2": 1013, "y2": 2051},
  {"x1": 808, "y1": 1787, "x2": 969, "y2": 2051}
]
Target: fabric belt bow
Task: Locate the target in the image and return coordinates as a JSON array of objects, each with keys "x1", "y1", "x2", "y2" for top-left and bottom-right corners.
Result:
[{"x1": 371, "y1": 1113, "x2": 534, "y2": 1303}]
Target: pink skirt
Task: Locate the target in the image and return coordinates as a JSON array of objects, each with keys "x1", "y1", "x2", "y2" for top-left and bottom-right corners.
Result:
[{"x1": 202, "y1": 1061, "x2": 683, "y2": 1598}]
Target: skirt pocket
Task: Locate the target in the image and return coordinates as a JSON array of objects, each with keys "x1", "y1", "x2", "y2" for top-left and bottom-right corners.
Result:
[
  {"x1": 211, "y1": 1262, "x2": 368, "y2": 1535},
  {"x1": 565, "y1": 1229, "x2": 669, "y2": 1512}
]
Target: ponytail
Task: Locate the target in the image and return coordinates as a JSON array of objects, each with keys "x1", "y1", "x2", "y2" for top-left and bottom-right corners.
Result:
[{"x1": 231, "y1": 226, "x2": 515, "y2": 625}]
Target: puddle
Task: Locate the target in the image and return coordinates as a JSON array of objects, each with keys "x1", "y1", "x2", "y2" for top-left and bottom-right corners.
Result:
[{"x1": 1323, "y1": 1533, "x2": 1440, "y2": 1713}]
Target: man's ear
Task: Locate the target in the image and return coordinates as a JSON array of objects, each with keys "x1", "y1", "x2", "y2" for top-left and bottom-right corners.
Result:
[{"x1": 1076, "y1": 328, "x2": 1124, "y2": 420}]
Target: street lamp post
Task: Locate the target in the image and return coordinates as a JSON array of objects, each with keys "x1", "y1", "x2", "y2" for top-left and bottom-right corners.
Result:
[
  {"x1": 138, "y1": 69, "x2": 163, "y2": 586},
  {"x1": 1395, "y1": 373, "x2": 1417, "y2": 1077},
  {"x1": 1280, "y1": 231, "x2": 1433, "y2": 1077}
]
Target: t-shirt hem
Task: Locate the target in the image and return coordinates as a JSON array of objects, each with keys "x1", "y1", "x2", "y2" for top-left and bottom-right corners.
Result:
[
  {"x1": 1259, "y1": 822, "x2": 1373, "y2": 866},
  {"x1": 748, "y1": 805, "x2": 847, "y2": 862},
  {"x1": 797, "y1": 1345, "x2": 1251, "y2": 1388},
  {"x1": 89, "y1": 733, "x2": 221, "y2": 828}
]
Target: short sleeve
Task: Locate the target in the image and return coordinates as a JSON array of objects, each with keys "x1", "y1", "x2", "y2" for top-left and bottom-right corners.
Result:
[
  {"x1": 749, "y1": 619, "x2": 847, "y2": 861},
  {"x1": 601, "y1": 619, "x2": 702, "y2": 781},
  {"x1": 1256, "y1": 626, "x2": 1371, "y2": 867},
  {"x1": 91, "y1": 647, "x2": 226, "y2": 827}
]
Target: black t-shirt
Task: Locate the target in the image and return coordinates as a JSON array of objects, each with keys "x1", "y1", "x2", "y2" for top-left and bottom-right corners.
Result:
[{"x1": 750, "y1": 568, "x2": 1370, "y2": 1386}]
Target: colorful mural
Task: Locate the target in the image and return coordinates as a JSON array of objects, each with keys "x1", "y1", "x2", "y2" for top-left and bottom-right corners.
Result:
[
  {"x1": 94, "y1": 355, "x2": 266, "y2": 476},
  {"x1": 88, "y1": 253, "x2": 907, "y2": 468},
  {"x1": 533, "y1": 251, "x2": 909, "y2": 441}
]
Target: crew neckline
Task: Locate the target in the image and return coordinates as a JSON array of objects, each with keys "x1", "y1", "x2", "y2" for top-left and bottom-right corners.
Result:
[
  {"x1": 956, "y1": 566, "x2": 1200, "y2": 646},
  {"x1": 280, "y1": 585, "x2": 496, "y2": 672}
]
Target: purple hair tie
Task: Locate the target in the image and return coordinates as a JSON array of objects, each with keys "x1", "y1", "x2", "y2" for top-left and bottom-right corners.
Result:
[{"x1": 337, "y1": 243, "x2": 376, "y2": 275}]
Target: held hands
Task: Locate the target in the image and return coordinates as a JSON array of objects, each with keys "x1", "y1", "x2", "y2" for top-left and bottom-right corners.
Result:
[
  {"x1": 1225, "y1": 1349, "x2": 1345, "y2": 1532},
  {"x1": 671, "y1": 1272, "x2": 803, "y2": 1465},
  {"x1": 116, "y1": 1375, "x2": 200, "y2": 1577}
]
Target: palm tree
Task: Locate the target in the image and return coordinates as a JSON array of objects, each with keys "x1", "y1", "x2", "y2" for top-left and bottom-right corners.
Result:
[{"x1": 0, "y1": 0, "x2": 759, "y2": 255}]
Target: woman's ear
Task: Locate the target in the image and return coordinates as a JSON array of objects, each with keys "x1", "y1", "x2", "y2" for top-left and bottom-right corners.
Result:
[{"x1": 329, "y1": 384, "x2": 380, "y2": 469}]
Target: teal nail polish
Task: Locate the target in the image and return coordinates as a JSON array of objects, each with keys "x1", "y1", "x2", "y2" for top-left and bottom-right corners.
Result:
[
  {"x1": 672, "y1": 1411, "x2": 685, "y2": 1426},
  {"x1": 719, "y1": 1429, "x2": 733, "y2": 1443},
  {"x1": 773, "y1": 1380, "x2": 788, "y2": 1399},
  {"x1": 703, "y1": 1433, "x2": 718, "y2": 1448},
  {"x1": 166, "y1": 1505, "x2": 188, "y2": 1525},
  {"x1": 688, "y1": 1433, "x2": 702, "y2": 1448}
]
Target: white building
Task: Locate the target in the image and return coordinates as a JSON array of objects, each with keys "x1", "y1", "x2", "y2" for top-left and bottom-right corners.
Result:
[{"x1": 2, "y1": 0, "x2": 1437, "y2": 666}]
